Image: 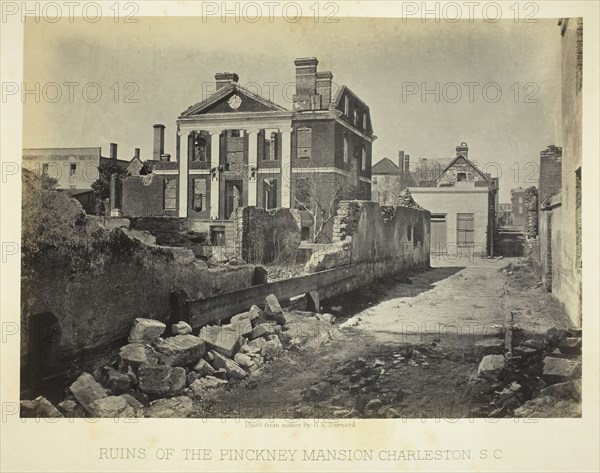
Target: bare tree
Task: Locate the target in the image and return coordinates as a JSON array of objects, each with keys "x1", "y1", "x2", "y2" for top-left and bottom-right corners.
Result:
[{"x1": 293, "y1": 169, "x2": 360, "y2": 243}]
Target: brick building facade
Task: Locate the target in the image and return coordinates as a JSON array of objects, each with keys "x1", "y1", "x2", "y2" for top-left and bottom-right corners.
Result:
[
  {"x1": 538, "y1": 18, "x2": 583, "y2": 327},
  {"x1": 124, "y1": 57, "x2": 375, "y2": 246},
  {"x1": 408, "y1": 142, "x2": 498, "y2": 257}
]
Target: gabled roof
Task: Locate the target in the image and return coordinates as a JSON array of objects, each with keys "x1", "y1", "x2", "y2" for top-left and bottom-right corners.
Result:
[
  {"x1": 100, "y1": 156, "x2": 129, "y2": 171},
  {"x1": 180, "y1": 82, "x2": 289, "y2": 118},
  {"x1": 372, "y1": 158, "x2": 400, "y2": 175},
  {"x1": 438, "y1": 154, "x2": 490, "y2": 182}
]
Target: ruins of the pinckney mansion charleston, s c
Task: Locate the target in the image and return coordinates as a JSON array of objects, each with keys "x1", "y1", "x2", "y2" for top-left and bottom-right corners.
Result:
[
  {"x1": 117, "y1": 57, "x2": 374, "y2": 247},
  {"x1": 19, "y1": 17, "x2": 585, "y2": 422}
]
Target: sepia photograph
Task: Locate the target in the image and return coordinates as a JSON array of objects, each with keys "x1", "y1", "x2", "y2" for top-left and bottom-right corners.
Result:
[{"x1": 1, "y1": 1, "x2": 598, "y2": 472}]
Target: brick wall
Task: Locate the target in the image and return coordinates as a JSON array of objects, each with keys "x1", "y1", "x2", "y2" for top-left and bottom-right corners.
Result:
[
  {"x1": 539, "y1": 145, "x2": 562, "y2": 203},
  {"x1": 305, "y1": 200, "x2": 430, "y2": 277},
  {"x1": 122, "y1": 174, "x2": 179, "y2": 218},
  {"x1": 232, "y1": 206, "x2": 302, "y2": 264}
]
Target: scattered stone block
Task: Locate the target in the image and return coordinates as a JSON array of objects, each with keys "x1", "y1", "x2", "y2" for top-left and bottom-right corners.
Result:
[
  {"x1": 172, "y1": 321, "x2": 192, "y2": 336},
  {"x1": 20, "y1": 396, "x2": 63, "y2": 418},
  {"x1": 88, "y1": 396, "x2": 136, "y2": 418},
  {"x1": 475, "y1": 338, "x2": 505, "y2": 356},
  {"x1": 546, "y1": 327, "x2": 568, "y2": 347},
  {"x1": 514, "y1": 396, "x2": 581, "y2": 418},
  {"x1": 540, "y1": 379, "x2": 581, "y2": 401},
  {"x1": 264, "y1": 294, "x2": 286, "y2": 325},
  {"x1": 249, "y1": 305, "x2": 268, "y2": 327},
  {"x1": 261, "y1": 337, "x2": 284, "y2": 361},
  {"x1": 558, "y1": 338, "x2": 582, "y2": 355},
  {"x1": 119, "y1": 344, "x2": 159, "y2": 369},
  {"x1": 153, "y1": 335, "x2": 205, "y2": 367},
  {"x1": 137, "y1": 365, "x2": 186, "y2": 398},
  {"x1": 210, "y1": 350, "x2": 248, "y2": 379},
  {"x1": 191, "y1": 376, "x2": 228, "y2": 391},
  {"x1": 192, "y1": 358, "x2": 216, "y2": 376},
  {"x1": 120, "y1": 394, "x2": 145, "y2": 410},
  {"x1": 168, "y1": 247, "x2": 196, "y2": 265},
  {"x1": 248, "y1": 323, "x2": 276, "y2": 341},
  {"x1": 316, "y1": 313, "x2": 336, "y2": 324},
  {"x1": 513, "y1": 346, "x2": 538, "y2": 358},
  {"x1": 234, "y1": 353, "x2": 255, "y2": 369},
  {"x1": 105, "y1": 368, "x2": 134, "y2": 395},
  {"x1": 542, "y1": 357, "x2": 582, "y2": 384},
  {"x1": 199, "y1": 325, "x2": 243, "y2": 358},
  {"x1": 57, "y1": 399, "x2": 86, "y2": 418},
  {"x1": 128, "y1": 318, "x2": 166, "y2": 344},
  {"x1": 142, "y1": 396, "x2": 194, "y2": 418},
  {"x1": 70, "y1": 372, "x2": 109, "y2": 413},
  {"x1": 477, "y1": 355, "x2": 507, "y2": 380}
]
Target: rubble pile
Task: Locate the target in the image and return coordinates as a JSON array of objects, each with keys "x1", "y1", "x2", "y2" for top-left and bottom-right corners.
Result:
[
  {"x1": 395, "y1": 189, "x2": 423, "y2": 210},
  {"x1": 21, "y1": 294, "x2": 318, "y2": 418},
  {"x1": 476, "y1": 325, "x2": 582, "y2": 418}
]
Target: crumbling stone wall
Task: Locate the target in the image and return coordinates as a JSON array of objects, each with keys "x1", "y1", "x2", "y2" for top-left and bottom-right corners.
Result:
[
  {"x1": 525, "y1": 186, "x2": 538, "y2": 238},
  {"x1": 21, "y1": 225, "x2": 256, "y2": 368},
  {"x1": 305, "y1": 200, "x2": 430, "y2": 284},
  {"x1": 233, "y1": 207, "x2": 302, "y2": 264}
]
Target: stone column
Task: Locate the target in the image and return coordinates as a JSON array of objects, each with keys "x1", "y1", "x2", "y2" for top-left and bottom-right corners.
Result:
[
  {"x1": 178, "y1": 130, "x2": 189, "y2": 218},
  {"x1": 247, "y1": 128, "x2": 259, "y2": 206},
  {"x1": 209, "y1": 130, "x2": 221, "y2": 219},
  {"x1": 280, "y1": 127, "x2": 292, "y2": 208}
]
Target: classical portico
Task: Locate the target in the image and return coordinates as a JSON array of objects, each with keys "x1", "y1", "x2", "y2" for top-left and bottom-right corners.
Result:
[{"x1": 177, "y1": 114, "x2": 293, "y2": 220}]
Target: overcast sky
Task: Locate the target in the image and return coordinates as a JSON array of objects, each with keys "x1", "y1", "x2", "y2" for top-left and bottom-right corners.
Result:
[{"x1": 23, "y1": 17, "x2": 562, "y2": 201}]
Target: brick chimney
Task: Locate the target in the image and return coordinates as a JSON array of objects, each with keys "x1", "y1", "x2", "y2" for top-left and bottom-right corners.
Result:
[
  {"x1": 456, "y1": 141, "x2": 468, "y2": 158},
  {"x1": 110, "y1": 143, "x2": 118, "y2": 159},
  {"x1": 153, "y1": 124, "x2": 165, "y2": 161},
  {"x1": 134, "y1": 148, "x2": 140, "y2": 159},
  {"x1": 316, "y1": 71, "x2": 333, "y2": 109},
  {"x1": 293, "y1": 57, "x2": 319, "y2": 111},
  {"x1": 398, "y1": 150, "x2": 405, "y2": 171},
  {"x1": 404, "y1": 155, "x2": 410, "y2": 174},
  {"x1": 215, "y1": 72, "x2": 239, "y2": 90}
]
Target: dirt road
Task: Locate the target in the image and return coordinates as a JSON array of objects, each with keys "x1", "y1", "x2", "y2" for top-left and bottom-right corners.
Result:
[{"x1": 197, "y1": 257, "x2": 571, "y2": 419}]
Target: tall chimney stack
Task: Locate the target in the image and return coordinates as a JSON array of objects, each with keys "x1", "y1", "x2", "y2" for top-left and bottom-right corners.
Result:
[
  {"x1": 316, "y1": 71, "x2": 333, "y2": 109},
  {"x1": 215, "y1": 72, "x2": 239, "y2": 90},
  {"x1": 398, "y1": 151, "x2": 405, "y2": 171},
  {"x1": 293, "y1": 57, "x2": 319, "y2": 111},
  {"x1": 110, "y1": 143, "x2": 118, "y2": 159},
  {"x1": 404, "y1": 155, "x2": 410, "y2": 174},
  {"x1": 153, "y1": 124, "x2": 165, "y2": 161},
  {"x1": 456, "y1": 141, "x2": 468, "y2": 158},
  {"x1": 134, "y1": 148, "x2": 140, "y2": 159}
]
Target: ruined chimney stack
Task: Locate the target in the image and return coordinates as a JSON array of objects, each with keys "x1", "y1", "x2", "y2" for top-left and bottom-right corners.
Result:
[
  {"x1": 404, "y1": 155, "x2": 410, "y2": 174},
  {"x1": 110, "y1": 143, "x2": 118, "y2": 159},
  {"x1": 215, "y1": 72, "x2": 239, "y2": 90},
  {"x1": 398, "y1": 151, "x2": 405, "y2": 171},
  {"x1": 293, "y1": 57, "x2": 319, "y2": 111},
  {"x1": 316, "y1": 71, "x2": 333, "y2": 109},
  {"x1": 134, "y1": 148, "x2": 140, "y2": 159},
  {"x1": 153, "y1": 124, "x2": 165, "y2": 161}
]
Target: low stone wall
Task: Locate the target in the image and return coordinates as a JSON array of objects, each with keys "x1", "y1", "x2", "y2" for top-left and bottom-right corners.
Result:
[
  {"x1": 305, "y1": 201, "x2": 431, "y2": 285},
  {"x1": 21, "y1": 223, "x2": 257, "y2": 379}
]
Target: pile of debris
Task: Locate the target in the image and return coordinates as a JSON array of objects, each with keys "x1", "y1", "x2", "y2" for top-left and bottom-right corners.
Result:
[
  {"x1": 395, "y1": 189, "x2": 423, "y2": 210},
  {"x1": 475, "y1": 323, "x2": 582, "y2": 418},
  {"x1": 21, "y1": 294, "x2": 307, "y2": 418}
]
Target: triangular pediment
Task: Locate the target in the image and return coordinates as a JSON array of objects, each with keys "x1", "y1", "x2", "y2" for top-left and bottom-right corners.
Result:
[
  {"x1": 180, "y1": 84, "x2": 288, "y2": 118},
  {"x1": 436, "y1": 153, "x2": 490, "y2": 183}
]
